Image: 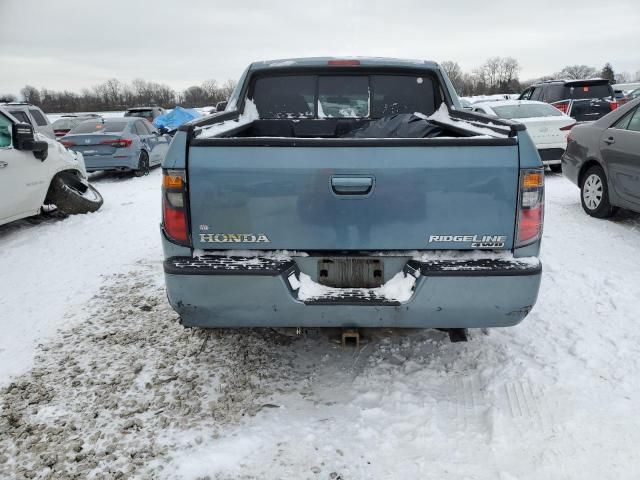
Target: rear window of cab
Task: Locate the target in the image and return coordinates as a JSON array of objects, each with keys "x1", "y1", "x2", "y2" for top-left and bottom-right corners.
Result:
[{"x1": 250, "y1": 74, "x2": 439, "y2": 119}]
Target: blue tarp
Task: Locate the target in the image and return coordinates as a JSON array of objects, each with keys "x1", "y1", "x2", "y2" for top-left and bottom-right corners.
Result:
[{"x1": 153, "y1": 106, "x2": 201, "y2": 130}]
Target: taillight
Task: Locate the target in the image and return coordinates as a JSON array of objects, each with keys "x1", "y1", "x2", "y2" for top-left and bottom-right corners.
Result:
[
  {"x1": 100, "y1": 138, "x2": 133, "y2": 148},
  {"x1": 609, "y1": 101, "x2": 618, "y2": 111},
  {"x1": 60, "y1": 140, "x2": 75, "y2": 147},
  {"x1": 516, "y1": 169, "x2": 544, "y2": 248},
  {"x1": 559, "y1": 122, "x2": 575, "y2": 139},
  {"x1": 162, "y1": 169, "x2": 190, "y2": 245},
  {"x1": 552, "y1": 101, "x2": 570, "y2": 115}
]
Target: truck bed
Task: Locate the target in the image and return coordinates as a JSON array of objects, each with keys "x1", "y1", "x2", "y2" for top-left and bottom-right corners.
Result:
[{"x1": 160, "y1": 57, "x2": 543, "y2": 329}]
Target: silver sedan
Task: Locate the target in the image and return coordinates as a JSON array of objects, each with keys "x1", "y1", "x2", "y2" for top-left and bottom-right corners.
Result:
[{"x1": 562, "y1": 97, "x2": 640, "y2": 217}]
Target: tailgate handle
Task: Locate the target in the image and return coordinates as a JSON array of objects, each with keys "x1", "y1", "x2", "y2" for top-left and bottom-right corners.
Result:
[{"x1": 331, "y1": 176, "x2": 374, "y2": 195}]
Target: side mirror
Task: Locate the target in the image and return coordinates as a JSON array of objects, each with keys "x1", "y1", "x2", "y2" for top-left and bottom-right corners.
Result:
[
  {"x1": 12, "y1": 122, "x2": 35, "y2": 150},
  {"x1": 12, "y1": 122, "x2": 49, "y2": 161},
  {"x1": 215, "y1": 101, "x2": 228, "y2": 112}
]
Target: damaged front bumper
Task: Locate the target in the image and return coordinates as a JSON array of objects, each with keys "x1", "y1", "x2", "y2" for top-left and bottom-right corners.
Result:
[{"x1": 162, "y1": 251, "x2": 542, "y2": 329}]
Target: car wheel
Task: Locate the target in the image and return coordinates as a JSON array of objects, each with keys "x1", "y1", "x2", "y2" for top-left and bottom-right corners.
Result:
[
  {"x1": 580, "y1": 165, "x2": 617, "y2": 218},
  {"x1": 549, "y1": 164, "x2": 562, "y2": 174},
  {"x1": 45, "y1": 173, "x2": 104, "y2": 216},
  {"x1": 134, "y1": 151, "x2": 150, "y2": 177}
]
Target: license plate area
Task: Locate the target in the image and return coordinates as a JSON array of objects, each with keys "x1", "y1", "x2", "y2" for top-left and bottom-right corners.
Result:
[{"x1": 317, "y1": 258, "x2": 384, "y2": 288}]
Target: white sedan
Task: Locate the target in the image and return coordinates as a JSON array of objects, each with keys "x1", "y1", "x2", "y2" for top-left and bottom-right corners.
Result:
[{"x1": 472, "y1": 100, "x2": 575, "y2": 172}]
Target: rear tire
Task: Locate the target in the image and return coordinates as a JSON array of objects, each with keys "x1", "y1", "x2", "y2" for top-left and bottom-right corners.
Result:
[
  {"x1": 45, "y1": 173, "x2": 103, "y2": 216},
  {"x1": 549, "y1": 164, "x2": 562, "y2": 174},
  {"x1": 134, "y1": 151, "x2": 150, "y2": 177},
  {"x1": 580, "y1": 165, "x2": 617, "y2": 218}
]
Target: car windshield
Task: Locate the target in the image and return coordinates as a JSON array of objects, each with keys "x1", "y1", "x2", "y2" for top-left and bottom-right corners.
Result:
[
  {"x1": 52, "y1": 118, "x2": 80, "y2": 130},
  {"x1": 492, "y1": 103, "x2": 563, "y2": 119},
  {"x1": 70, "y1": 120, "x2": 128, "y2": 134},
  {"x1": 251, "y1": 73, "x2": 438, "y2": 119},
  {"x1": 125, "y1": 110, "x2": 154, "y2": 119}
]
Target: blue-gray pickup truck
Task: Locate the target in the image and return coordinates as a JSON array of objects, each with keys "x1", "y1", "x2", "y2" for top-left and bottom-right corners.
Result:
[{"x1": 160, "y1": 57, "x2": 544, "y2": 332}]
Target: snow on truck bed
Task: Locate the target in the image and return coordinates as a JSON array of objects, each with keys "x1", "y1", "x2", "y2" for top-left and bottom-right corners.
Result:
[
  {"x1": 2, "y1": 173, "x2": 640, "y2": 479},
  {"x1": 196, "y1": 102, "x2": 510, "y2": 139}
]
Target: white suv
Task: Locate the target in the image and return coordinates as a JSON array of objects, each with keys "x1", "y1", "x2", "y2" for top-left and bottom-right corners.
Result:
[
  {"x1": 1, "y1": 102, "x2": 55, "y2": 139},
  {"x1": 0, "y1": 107, "x2": 103, "y2": 226}
]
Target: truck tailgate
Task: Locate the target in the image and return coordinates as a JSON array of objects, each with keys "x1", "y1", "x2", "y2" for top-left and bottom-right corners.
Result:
[{"x1": 188, "y1": 142, "x2": 519, "y2": 250}]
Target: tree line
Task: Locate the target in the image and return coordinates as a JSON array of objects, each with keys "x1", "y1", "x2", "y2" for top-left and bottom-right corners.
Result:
[
  {"x1": 2, "y1": 59, "x2": 639, "y2": 111},
  {"x1": 441, "y1": 58, "x2": 639, "y2": 97},
  {"x1": 0, "y1": 78, "x2": 237, "y2": 113}
]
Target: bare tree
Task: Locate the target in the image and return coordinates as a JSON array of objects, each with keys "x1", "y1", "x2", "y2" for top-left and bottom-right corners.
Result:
[
  {"x1": 471, "y1": 57, "x2": 521, "y2": 94},
  {"x1": 219, "y1": 79, "x2": 237, "y2": 101},
  {"x1": 104, "y1": 79, "x2": 123, "y2": 107},
  {"x1": 556, "y1": 65, "x2": 598, "y2": 80},
  {"x1": 181, "y1": 86, "x2": 207, "y2": 107},
  {"x1": 21, "y1": 85, "x2": 41, "y2": 105},
  {"x1": 440, "y1": 61, "x2": 464, "y2": 93},
  {"x1": 499, "y1": 57, "x2": 520, "y2": 84}
]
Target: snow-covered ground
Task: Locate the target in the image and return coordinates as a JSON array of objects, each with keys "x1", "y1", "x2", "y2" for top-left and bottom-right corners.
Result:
[{"x1": 1, "y1": 172, "x2": 640, "y2": 479}]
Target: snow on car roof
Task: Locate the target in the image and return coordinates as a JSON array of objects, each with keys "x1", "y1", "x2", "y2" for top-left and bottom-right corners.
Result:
[{"x1": 472, "y1": 99, "x2": 548, "y2": 108}]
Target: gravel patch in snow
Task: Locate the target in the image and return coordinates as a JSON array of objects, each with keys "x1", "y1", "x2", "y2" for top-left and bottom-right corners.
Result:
[{"x1": 0, "y1": 261, "x2": 296, "y2": 479}]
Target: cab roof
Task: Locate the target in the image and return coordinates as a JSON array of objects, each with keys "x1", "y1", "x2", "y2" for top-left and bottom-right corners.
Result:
[{"x1": 250, "y1": 57, "x2": 440, "y2": 71}]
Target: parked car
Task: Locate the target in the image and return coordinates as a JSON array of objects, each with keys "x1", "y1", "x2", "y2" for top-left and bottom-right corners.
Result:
[
  {"x1": 613, "y1": 82, "x2": 640, "y2": 94},
  {"x1": 51, "y1": 114, "x2": 101, "y2": 138},
  {"x1": 625, "y1": 88, "x2": 640, "y2": 102},
  {"x1": 1, "y1": 102, "x2": 55, "y2": 139},
  {"x1": 472, "y1": 100, "x2": 575, "y2": 172},
  {"x1": 161, "y1": 57, "x2": 544, "y2": 338},
  {"x1": 562, "y1": 97, "x2": 640, "y2": 218},
  {"x1": 0, "y1": 107, "x2": 103, "y2": 226},
  {"x1": 459, "y1": 98, "x2": 472, "y2": 110},
  {"x1": 124, "y1": 107, "x2": 165, "y2": 122},
  {"x1": 519, "y1": 79, "x2": 617, "y2": 122},
  {"x1": 60, "y1": 117, "x2": 170, "y2": 175}
]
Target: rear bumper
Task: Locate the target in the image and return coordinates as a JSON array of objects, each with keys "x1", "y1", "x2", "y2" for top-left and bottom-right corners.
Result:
[
  {"x1": 537, "y1": 147, "x2": 565, "y2": 165},
  {"x1": 81, "y1": 153, "x2": 137, "y2": 172},
  {"x1": 560, "y1": 151, "x2": 581, "y2": 186},
  {"x1": 163, "y1": 255, "x2": 542, "y2": 329}
]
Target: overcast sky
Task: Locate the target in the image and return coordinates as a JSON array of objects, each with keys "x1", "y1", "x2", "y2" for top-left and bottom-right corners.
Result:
[{"x1": 1, "y1": 0, "x2": 639, "y2": 96}]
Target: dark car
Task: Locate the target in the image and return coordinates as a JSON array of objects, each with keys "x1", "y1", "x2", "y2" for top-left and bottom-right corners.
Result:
[
  {"x1": 124, "y1": 107, "x2": 165, "y2": 122},
  {"x1": 519, "y1": 79, "x2": 617, "y2": 122},
  {"x1": 561, "y1": 97, "x2": 640, "y2": 217}
]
